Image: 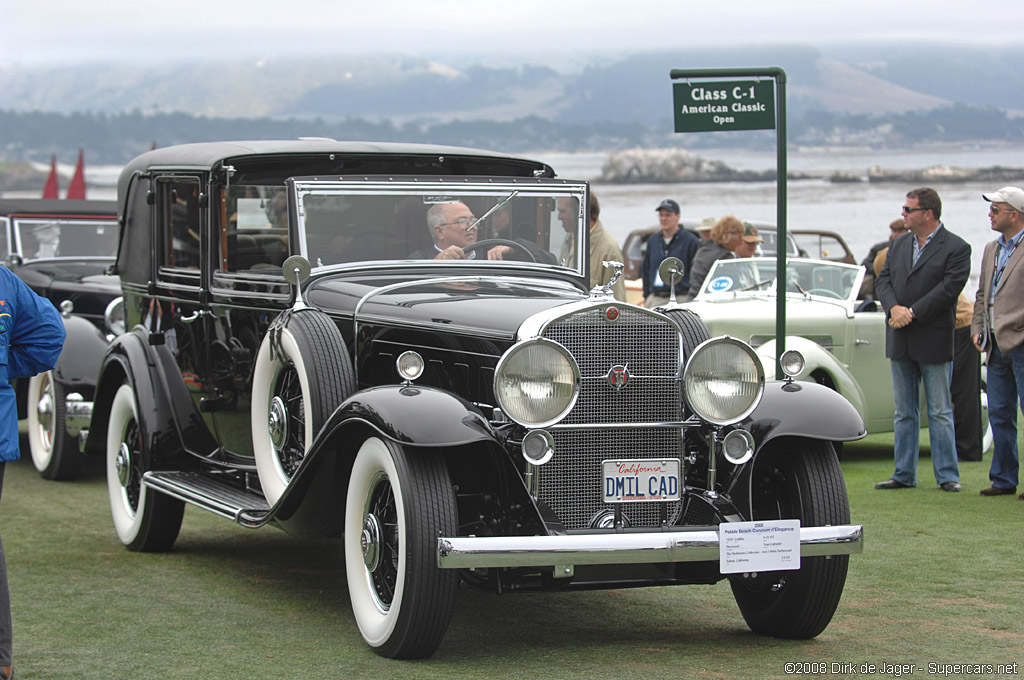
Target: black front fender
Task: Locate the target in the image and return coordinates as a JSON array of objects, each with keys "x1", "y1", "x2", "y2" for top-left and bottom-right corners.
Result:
[
  {"x1": 320, "y1": 384, "x2": 496, "y2": 448},
  {"x1": 270, "y1": 385, "x2": 502, "y2": 538},
  {"x1": 746, "y1": 380, "x2": 867, "y2": 449}
]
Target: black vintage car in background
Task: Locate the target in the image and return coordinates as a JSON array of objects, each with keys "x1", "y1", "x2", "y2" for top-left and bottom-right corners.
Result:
[
  {"x1": 0, "y1": 198, "x2": 123, "y2": 479},
  {"x1": 86, "y1": 140, "x2": 864, "y2": 659}
]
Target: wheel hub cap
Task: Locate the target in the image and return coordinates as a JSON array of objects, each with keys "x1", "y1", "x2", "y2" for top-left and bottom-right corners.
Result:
[
  {"x1": 115, "y1": 443, "x2": 132, "y2": 487},
  {"x1": 36, "y1": 392, "x2": 55, "y2": 447},
  {"x1": 268, "y1": 396, "x2": 288, "y2": 450},
  {"x1": 361, "y1": 513, "x2": 382, "y2": 571}
]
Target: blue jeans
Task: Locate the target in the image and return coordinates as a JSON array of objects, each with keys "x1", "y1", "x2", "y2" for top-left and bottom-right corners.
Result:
[
  {"x1": 985, "y1": 342, "x2": 1024, "y2": 490},
  {"x1": 890, "y1": 358, "x2": 960, "y2": 486}
]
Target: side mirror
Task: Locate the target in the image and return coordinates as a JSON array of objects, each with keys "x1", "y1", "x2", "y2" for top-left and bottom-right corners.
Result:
[
  {"x1": 282, "y1": 255, "x2": 312, "y2": 310},
  {"x1": 658, "y1": 257, "x2": 685, "y2": 304}
]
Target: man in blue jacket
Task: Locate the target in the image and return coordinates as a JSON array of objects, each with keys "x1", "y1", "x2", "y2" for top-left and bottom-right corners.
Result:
[
  {"x1": 0, "y1": 266, "x2": 66, "y2": 680},
  {"x1": 642, "y1": 199, "x2": 700, "y2": 308}
]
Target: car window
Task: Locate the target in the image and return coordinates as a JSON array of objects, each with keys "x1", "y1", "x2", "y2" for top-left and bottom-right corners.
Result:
[
  {"x1": 218, "y1": 185, "x2": 289, "y2": 273},
  {"x1": 698, "y1": 258, "x2": 862, "y2": 301},
  {"x1": 0, "y1": 218, "x2": 8, "y2": 260},
  {"x1": 793, "y1": 233, "x2": 851, "y2": 262},
  {"x1": 12, "y1": 217, "x2": 117, "y2": 260},
  {"x1": 157, "y1": 177, "x2": 202, "y2": 270},
  {"x1": 292, "y1": 180, "x2": 588, "y2": 273}
]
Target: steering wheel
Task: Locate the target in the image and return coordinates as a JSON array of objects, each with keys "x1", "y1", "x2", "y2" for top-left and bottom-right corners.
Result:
[
  {"x1": 462, "y1": 239, "x2": 537, "y2": 263},
  {"x1": 808, "y1": 288, "x2": 844, "y2": 299}
]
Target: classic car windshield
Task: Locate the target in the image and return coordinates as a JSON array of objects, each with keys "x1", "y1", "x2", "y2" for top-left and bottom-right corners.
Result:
[
  {"x1": 15, "y1": 217, "x2": 118, "y2": 260},
  {"x1": 290, "y1": 180, "x2": 588, "y2": 274},
  {"x1": 698, "y1": 257, "x2": 864, "y2": 303}
]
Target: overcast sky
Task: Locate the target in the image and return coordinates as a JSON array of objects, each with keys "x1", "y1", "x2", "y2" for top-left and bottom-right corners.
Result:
[{"x1": 2, "y1": 0, "x2": 1020, "y2": 66}]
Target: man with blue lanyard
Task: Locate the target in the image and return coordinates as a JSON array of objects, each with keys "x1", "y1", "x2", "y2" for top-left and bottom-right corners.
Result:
[
  {"x1": 972, "y1": 187, "x2": 1024, "y2": 498},
  {"x1": 641, "y1": 199, "x2": 700, "y2": 308},
  {"x1": 0, "y1": 265, "x2": 66, "y2": 680}
]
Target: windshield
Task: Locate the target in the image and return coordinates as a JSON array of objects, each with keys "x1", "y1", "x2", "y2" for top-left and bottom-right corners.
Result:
[
  {"x1": 14, "y1": 217, "x2": 118, "y2": 260},
  {"x1": 697, "y1": 257, "x2": 864, "y2": 303},
  {"x1": 289, "y1": 180, "x2": 588, "y2": 273}
]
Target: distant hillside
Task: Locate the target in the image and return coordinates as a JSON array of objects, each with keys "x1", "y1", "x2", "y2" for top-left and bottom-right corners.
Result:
[
  {"x1": 3, "y1": 44, "x2": 1024, "y2": 169},
  {"x1": 4, "y1": 45, "x2": 1023, "y2": 125}
]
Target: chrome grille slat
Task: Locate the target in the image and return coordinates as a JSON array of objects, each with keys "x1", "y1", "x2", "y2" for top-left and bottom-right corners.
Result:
[{"x1": 539, "y1": 306, "x2": 683, "y2": 530}]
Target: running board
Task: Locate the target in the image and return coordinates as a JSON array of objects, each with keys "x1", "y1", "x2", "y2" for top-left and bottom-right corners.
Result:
[{"x1": 143, "y1": 471, "x2": 271, "y2": 527}]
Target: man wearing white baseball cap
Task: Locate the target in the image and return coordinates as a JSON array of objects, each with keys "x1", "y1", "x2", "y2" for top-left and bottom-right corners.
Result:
[{"x1": 972, "y1": 186, "x2": 1024, "y2": 498}]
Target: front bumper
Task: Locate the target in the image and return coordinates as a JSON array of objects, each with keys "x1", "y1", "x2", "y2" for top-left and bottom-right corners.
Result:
[{"x1": 437, "y1": 524, "x2": 863, "y2": 575}]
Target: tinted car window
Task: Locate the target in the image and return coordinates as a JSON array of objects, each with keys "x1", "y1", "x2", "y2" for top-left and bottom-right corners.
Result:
[{"x1": 158, "y1": 178, "x2": 202, "y2": 270}]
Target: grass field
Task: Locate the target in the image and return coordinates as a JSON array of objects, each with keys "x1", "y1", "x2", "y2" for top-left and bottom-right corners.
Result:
[{"x1": 3, "y1": 433, "x2": 1023, "y2": 679}]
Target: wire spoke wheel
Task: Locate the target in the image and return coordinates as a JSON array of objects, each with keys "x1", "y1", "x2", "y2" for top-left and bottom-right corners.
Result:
[{"x1": 345, "y1": 437, "x2": 457, "y2": 659}]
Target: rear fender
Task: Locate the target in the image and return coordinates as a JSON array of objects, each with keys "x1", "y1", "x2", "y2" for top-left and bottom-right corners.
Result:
[
  {"x1": 53, "y1": 314, "x2": 109, "y2": 391},
  {"x1": 83, "y1": 327, "x2": 215, "y2": 465}
]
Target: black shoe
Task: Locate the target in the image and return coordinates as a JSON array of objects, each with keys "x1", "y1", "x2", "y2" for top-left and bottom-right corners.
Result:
[
  {"x1": 875, "y1": 479, "x2": 912, "y2": 489},
  {"x1": 940, "y1": 481, "x2": 962, "y2": 492},
  {"x1": 979, "y1": 485, "x2": 1016, "y2": 496}
]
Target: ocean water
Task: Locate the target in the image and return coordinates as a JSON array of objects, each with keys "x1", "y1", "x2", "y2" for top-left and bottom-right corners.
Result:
[
  {"x1": 536, "y1": 146, "x2": 1024, "y2": 289},
  {"x1": 23, "y1": 145, "x2": 1020, "y2": 289}
]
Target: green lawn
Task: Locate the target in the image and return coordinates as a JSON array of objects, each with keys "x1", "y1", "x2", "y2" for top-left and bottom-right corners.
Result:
[{"x1": 3, "y1": 433, "x2": 1022, "y2": 680}]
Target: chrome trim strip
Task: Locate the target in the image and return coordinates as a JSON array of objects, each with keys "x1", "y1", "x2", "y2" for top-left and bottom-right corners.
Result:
[{"x1": 437, "y1": 524, "x2": 863, "y2": 569}]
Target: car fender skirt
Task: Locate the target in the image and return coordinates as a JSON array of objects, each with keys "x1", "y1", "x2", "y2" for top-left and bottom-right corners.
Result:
[
  {"x1": 318, "y1": 385, "x2": 496, "y2": 449},
  {"x1": 748, "y1": 381, "x2": 866, "y2": 446},
  {"x1": 54, "y1": 314, "x2": 109, "y2": 386}
]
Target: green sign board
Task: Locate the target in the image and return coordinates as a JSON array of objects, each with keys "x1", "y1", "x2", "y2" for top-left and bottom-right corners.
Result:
[{"x1": 673, "y1": 80, "x2": 776, "y2": 133}]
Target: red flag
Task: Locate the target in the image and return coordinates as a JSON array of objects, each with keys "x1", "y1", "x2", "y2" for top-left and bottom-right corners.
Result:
[
  {"x1": 66, "y1": 148, "x2": 86, "y2": 199},
  {"x1": 42, "y1": 154, "x2": 59, "y2": 199}
]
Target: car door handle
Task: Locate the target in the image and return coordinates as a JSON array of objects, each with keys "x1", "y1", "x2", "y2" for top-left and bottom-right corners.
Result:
[{"x1": 855, "y1": 338, "x2": 870, "y2": 345}]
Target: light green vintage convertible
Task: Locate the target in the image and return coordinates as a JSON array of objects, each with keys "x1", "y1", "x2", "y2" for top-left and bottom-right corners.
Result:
[{"x1": 674, "y1": 256, "x2": 991, "y2": 450}]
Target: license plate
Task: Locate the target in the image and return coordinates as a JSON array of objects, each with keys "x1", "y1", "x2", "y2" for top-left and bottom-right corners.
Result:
[{"x1": 602, "y1": 459, "x2": 681, "y2": 503}]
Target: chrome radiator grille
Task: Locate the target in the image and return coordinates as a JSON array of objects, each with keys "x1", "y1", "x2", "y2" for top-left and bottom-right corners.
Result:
[{"x1": 539, "y1": 305, "x2": 684, "y2": 530}]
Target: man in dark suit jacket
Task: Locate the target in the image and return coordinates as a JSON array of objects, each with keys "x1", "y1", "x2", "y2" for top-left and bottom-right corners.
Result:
[{"x1": 874, "y1": 187, "x2": 971, "y2": 492}]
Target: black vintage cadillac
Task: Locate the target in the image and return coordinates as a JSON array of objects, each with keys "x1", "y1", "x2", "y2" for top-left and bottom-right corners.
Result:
[
  {"x1": 0, "y1": 198, "x2": 123, "y2": 479},
  {"x1": 86, "y1": 140, "x2": 865, "y2": 659}
]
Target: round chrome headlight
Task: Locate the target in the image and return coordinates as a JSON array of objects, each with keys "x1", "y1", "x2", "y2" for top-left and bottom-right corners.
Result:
[
  {"x1": 683, "y1": 337, "x2": 765, "y2": 426},
  {"x1": 495, "y1": 338, "x2": 579, "y2": 427},
  {"x1": 780, "y1": 349, "x2": 805, "y2": 378},
  {"x1": 104, "y1": 296, "x2": 126, "y2": 337},
  {"x1": 396, "y1": 351, "x2": 424, "y2": 382}
]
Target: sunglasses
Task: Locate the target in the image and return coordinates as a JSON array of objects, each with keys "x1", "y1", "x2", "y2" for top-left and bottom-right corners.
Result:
[
  {"x1": 989, "y1": 204, "x2": 1018, "y2": 215},
  {"x1": 901, "y1": 206, "x2": 926, "y2": 214}
]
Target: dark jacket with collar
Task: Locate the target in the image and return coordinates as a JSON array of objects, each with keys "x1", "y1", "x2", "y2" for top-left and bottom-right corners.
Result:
[
  {"x1": 642, "y1": 227, "x2": 700, "y2": 298},
  {"x1": 875, "y1": 226, "x2": 971, "y2": 363}
]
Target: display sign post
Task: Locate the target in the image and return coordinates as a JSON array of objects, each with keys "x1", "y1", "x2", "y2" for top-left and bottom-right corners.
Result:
[{"x1": 669, "y1": 67, "x2": 788, "y2": 378}]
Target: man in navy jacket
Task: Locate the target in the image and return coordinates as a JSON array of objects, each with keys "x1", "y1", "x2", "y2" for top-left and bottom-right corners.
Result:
[
  {"x1": 642, "y1": 199, "x2": 700, "y2": 308},
  {"x1": 874, "y1": 187, "x2": 971, "y2": 492}
]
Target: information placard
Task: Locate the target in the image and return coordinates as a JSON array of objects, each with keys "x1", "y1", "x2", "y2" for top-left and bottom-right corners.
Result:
[
  {"x1": 719, "y1": 519, "x2": 800, "y2": 574},
  {"x1": 673, "y1": 80, "x2": 776, "y2": 132}
]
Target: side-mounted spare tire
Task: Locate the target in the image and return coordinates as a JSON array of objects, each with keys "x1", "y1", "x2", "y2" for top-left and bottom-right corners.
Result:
[
  {"x1": 252, "y1": 310, "x2": 355, "y2": 506},
  {"x1": 663, "y1": 308, "x2": 711, "y2": 364}
]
